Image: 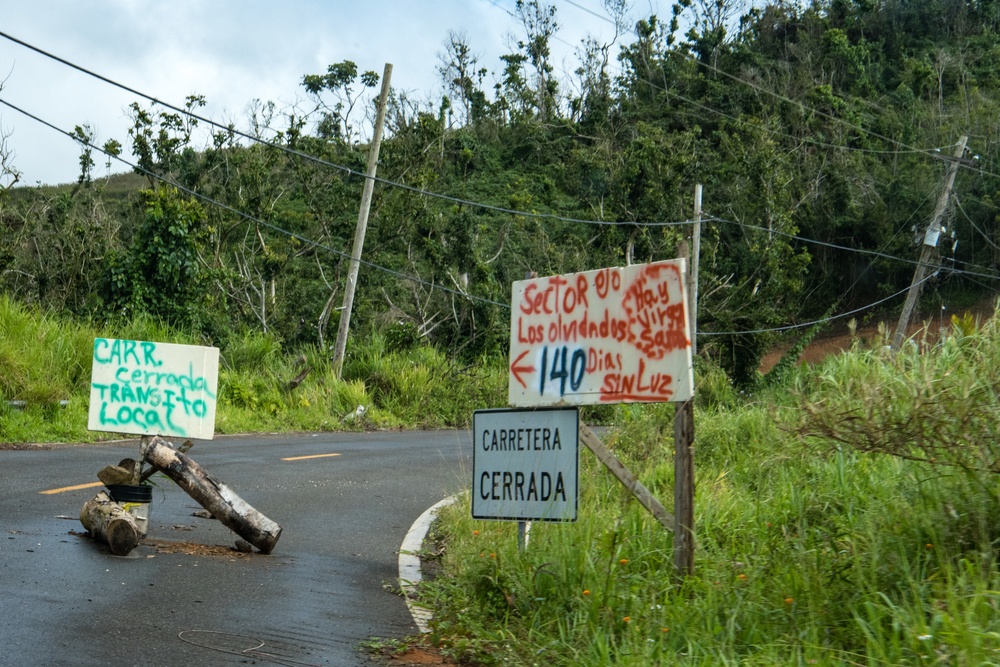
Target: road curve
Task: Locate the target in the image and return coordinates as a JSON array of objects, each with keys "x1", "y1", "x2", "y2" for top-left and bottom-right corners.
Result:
[{"x1": 0, "y1": 430, "x2": 471, "y2": 666}]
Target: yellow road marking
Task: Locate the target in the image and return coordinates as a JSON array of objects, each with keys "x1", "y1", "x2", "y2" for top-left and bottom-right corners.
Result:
[
  {"x1": 281, "y1": 452, "x2": 342, "y2": 462},
  {"x1": 41, "y1": 453, "x2": 343, "y2": 492},
  {"x1": 40, "y1": 481, "x2": 104, "y2": 495}
]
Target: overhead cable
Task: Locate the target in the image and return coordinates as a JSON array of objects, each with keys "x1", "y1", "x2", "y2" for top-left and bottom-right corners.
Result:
[
  {"x1": 706, "y1": 211, "x2": 1000, "y2": 283},
  {"x1": 8, "y1": 93, "x2": 984, "y2": 340},
  {"x1": 0, "y1": 96, "x2": 511, "y2": 309},
  {"x1": 0, "y1": 29, "x2": 694, "y2": 230},
  {"x1": 699, "y1": 271, "x2": 940, "y2": 336}
]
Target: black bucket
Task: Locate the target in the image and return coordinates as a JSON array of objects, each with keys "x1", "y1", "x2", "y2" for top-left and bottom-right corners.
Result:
[
  {"x1": 106, "y1": 484, "x2": 152, "y2": 536},
  {"x1": 106, "y1": 484, "x2": 152, "y2": 503}
]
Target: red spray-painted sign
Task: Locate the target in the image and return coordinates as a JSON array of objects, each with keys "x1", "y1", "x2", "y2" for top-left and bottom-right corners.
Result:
[{"x1": 508, "y1": 260, "x2": 693, "y2": 406}]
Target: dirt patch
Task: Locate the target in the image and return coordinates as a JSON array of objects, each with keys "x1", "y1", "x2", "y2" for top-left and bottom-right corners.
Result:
[
  {"x1": 385, "y1": 646, "x2": 457, "y2": 666},
  {"x1": 143, "y1": 538, "x2": 253, "y2": 558},
  {"x1": 759, "y1": 322, "x2": 888, "y2": 373},
  {"x1": 759, "y1": 301, "x2": 997, "y2": 374}
]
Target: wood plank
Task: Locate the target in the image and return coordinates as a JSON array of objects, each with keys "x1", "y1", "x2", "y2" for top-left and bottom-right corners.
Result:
[{"x1": 579, "y1": 423, "x2": 674, "y2": 530}]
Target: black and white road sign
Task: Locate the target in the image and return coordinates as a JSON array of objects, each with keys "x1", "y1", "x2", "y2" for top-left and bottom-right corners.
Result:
[{"x1": 472, "y1": 407, "x2": 579, "y2": 522}]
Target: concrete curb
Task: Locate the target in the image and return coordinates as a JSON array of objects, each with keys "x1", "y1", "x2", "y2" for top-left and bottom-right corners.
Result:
[{"x1": 398, "y1": 495, "x2": 459, "y2": 633}]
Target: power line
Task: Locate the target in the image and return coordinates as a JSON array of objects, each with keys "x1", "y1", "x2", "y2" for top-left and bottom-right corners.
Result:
[
  {"x1": 492, "y1": 0, "x2": 979, "y2": 172},
  {"x1": 954, "y1": 192, "x2": 1000, "y2": 252},
  {"x1": 706, "y1": 211, "x2": 1000, "y2": 283},
  {"x1": 549, "y1": 0, "x2": 973, "y2": 164},
  {"x1": 699, "y1": 271, "x2": 938, "y2": 336},
  {"x1": 0, "y1": 96, "x2": 512, "y2": 310},
  {"x1": 7, "y1": 95, "x2": 985, "y2": 342},
  {"x1": 558, "y1": 0, "x2": 611, "y2": 23},
  {"x1": 4, "y1": 27, "x2": 998, "y2": 340},
  {"x1": 0, "y1": 29, "x2": 696, "y2": 230}
]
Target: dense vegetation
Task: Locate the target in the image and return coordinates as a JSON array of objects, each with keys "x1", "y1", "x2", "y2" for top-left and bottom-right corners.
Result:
[
  {"x1": 5, "y1": 3, "x2": 1000, "y2": 661},
  {"x1": 422, "y1": 314, "x2": 1000, "y2": 665},
  {"x1": 0, "y1": 295, "x2": 507, "y2": 441},
  {"x1": 3, "y1": 0, "x2": 1000, "y2": 387}
]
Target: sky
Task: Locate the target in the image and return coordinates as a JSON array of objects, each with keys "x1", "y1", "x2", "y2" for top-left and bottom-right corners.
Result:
[{"x1": 0, "y1": 0, "x2": 665, "y2": 187}]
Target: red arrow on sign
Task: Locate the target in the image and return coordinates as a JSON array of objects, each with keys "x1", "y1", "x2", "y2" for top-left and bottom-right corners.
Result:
[{"x1": 509, "y1": 350, "x2": 535, "y2": 389}]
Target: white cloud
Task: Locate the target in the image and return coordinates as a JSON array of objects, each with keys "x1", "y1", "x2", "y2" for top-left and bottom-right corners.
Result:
[{"x1": 0, "y1": 0, "x2": 661, "y2": 185}]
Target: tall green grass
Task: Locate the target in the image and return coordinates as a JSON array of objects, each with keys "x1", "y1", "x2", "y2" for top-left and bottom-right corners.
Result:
[
  {"x1": 0, "y1": 298, "x2": 507, "y2": 442},
  {"x1": 421, "y1": 318, "x2": 1000, "y2": 665}
]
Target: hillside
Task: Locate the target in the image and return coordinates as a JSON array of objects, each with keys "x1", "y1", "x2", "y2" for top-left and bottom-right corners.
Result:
[{"x1": 2, "y1": 0, "x2": 1000, "y2": 388}]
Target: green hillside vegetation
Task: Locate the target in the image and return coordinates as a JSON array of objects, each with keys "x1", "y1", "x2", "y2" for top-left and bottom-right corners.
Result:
[
  {"x1": 3, "y1": 0, "x2": 1000, "y2": 386},
  {"x1": 0, "y1": 295, "x2": 507, "y2": 441}
]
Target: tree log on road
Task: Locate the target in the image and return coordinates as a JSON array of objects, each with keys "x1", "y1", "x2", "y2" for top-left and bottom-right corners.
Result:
[
  {"x1": 80, "y1": 492, "x2": 141, "y2": 556},
  {"x1": 141, "y1": 436, "x2": 282, "y2": 554}
]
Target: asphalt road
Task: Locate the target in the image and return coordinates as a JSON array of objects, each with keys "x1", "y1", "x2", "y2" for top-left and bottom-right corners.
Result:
[{"x1": 0, "y1": 431, "x2": 472, "y2": 666}]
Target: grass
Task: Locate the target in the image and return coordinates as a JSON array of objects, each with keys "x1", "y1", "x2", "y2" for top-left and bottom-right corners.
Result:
[
  {"x1": 9, "y1": 294, "x2": 1000, "y2": 665},
  {"x1": 419, "y1": 314, "x2": 1000, "y2": 666},
  {"x1": 0, "y1": 295, "x2": 507, "y2": 442}
]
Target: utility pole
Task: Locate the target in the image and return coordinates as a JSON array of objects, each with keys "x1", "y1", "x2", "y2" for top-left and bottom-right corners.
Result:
[
  {"x1": 689, "y1": 184, "x2": 702, "y2": 357},
  {"x1": 673, "y1": 184, "x2": 701, "y2": 578},
  {"x1": 891, "y1": 136, "x2": 967, "y2": 351},
  {"x1": 331, "y1": 63, "x2": 393, "y2": 379}
]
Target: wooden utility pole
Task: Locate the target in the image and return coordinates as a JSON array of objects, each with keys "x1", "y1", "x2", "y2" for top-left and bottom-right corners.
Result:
[
  {"x1": 891, "y1": 136, "x2": 967, "y2": 351},
  {"x1": 673, "y1": 184, "x2": 701, "y2": 577},
  {"x1": 689, "y1": 184, "x2": 702, "y2": 357},
  {"x1": 332, "y1": 63, "x2": 393, "y2": 378}
]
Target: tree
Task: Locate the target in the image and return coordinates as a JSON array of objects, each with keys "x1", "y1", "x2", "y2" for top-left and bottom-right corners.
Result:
[
  {"x1": 302, "y1": 61, "x2": 380, "y2": 144},
  {"x1": 514, "y1": 0, "x2": 561, "y2": 121},
  {"x1": 127, "y1": 96, "x2": 206, "y2": 187},
  {"x1": 570, "y1": 0, "x2": 628, "y2": 129},
  {"x1": 437, "y1": 30, "x2": 489, "y2": 126},
  {"x1": 0, "y1": 122, "x2": 20, "y2": 195},
  {"x1": 101, "y1": 187, "x2": 212, "y2": 330},
  {"x1": 681, "y1": 0, "x2": 751, "y2": 67}
]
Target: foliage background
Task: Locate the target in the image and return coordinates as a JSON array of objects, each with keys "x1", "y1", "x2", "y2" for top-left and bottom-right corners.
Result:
[{"x1": 4, "y1": 0, "x2": 1000, "y2": 387}]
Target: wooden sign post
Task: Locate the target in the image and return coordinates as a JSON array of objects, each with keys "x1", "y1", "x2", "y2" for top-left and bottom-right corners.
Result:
[{"x1": 506, "y1": 259, "x2": 696, "y2": 574}]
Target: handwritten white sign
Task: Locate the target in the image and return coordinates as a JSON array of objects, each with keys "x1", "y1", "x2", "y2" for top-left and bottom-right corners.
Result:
[
  {"x1": 508, "y1": 260, "x2": 693, "y2": 406},
  {"x1": 88, "y1": 338, "x2": 220, "y2": 439}
]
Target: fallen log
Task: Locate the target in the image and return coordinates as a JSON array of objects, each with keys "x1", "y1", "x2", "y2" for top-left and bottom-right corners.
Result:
[
  {"x1": 80, "y1": 491, "x2": 142, "y2": 556},
  {"x1": 141, "y1": 436, "x2": 282, "y2": 554},
  {"x1": 138, "y1": 439, "x2": 193, "y2": 484}
]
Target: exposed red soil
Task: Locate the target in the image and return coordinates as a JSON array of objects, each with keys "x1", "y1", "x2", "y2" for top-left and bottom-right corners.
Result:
[
  {"x1": 384, "y1": 646, "x2": 456, "y2": 666},
  {"x1": 759, "y1": 303, "x2": 995, "y2": 374}
]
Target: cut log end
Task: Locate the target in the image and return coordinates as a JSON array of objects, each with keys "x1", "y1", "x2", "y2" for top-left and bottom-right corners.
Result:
[
  {"x1": 80, "y1": 491, "x2": 142, "y2": 556},
  {"x1": 105, "y1": 519, "x2": 141, "y2": 556}
]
